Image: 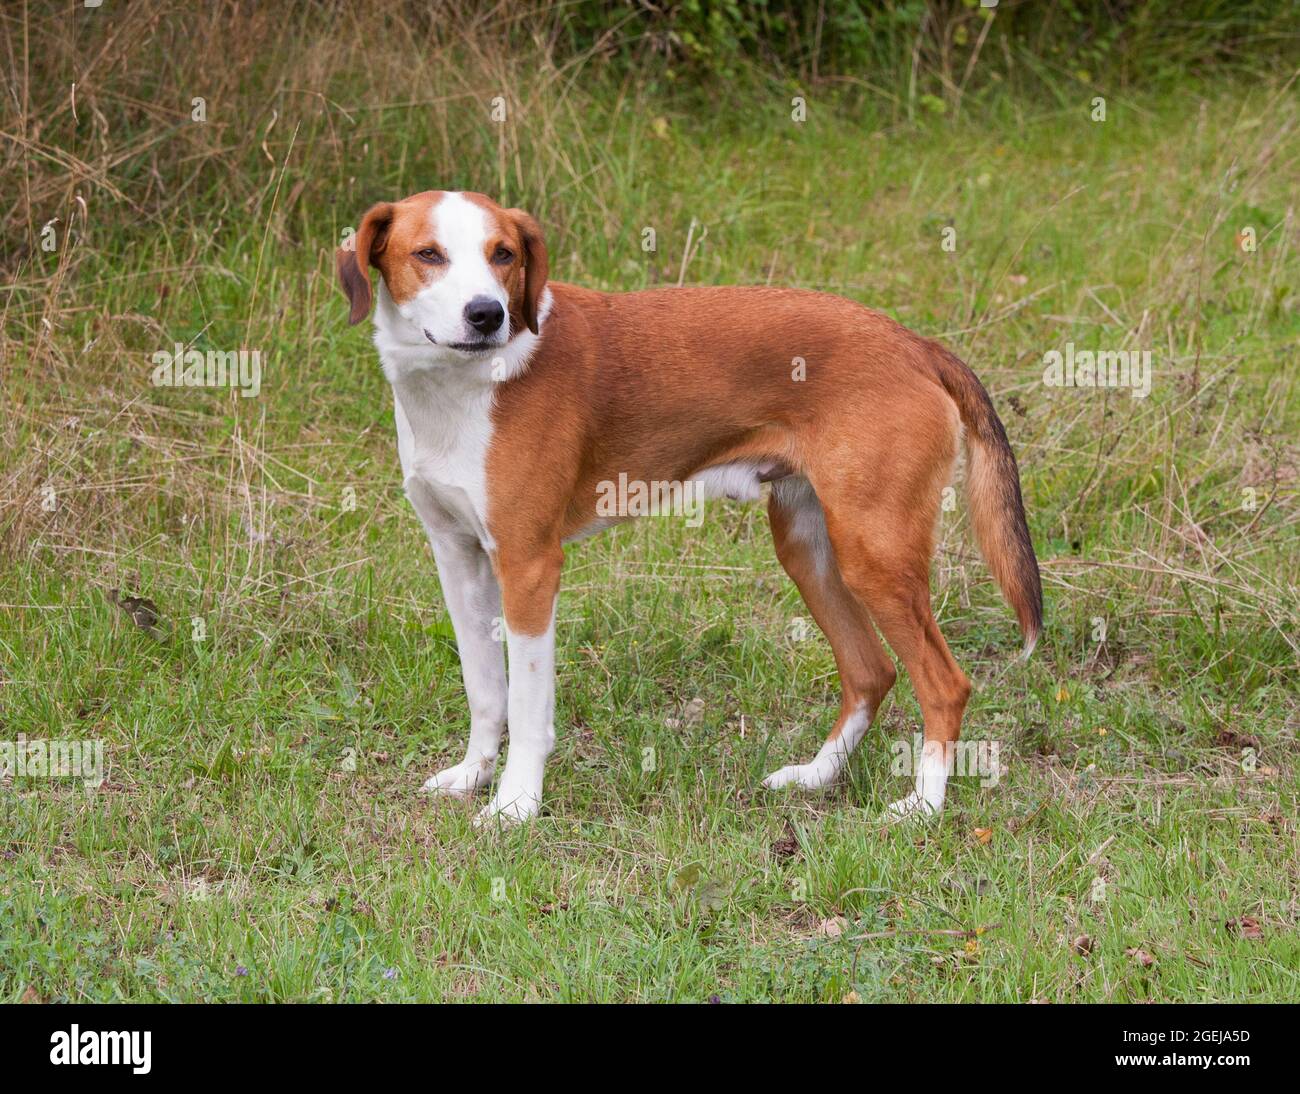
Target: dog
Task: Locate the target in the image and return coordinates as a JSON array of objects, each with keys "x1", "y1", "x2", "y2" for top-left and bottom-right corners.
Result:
[{"x1": 337, "y1": 190, "x2": 1042, "y2": 824}]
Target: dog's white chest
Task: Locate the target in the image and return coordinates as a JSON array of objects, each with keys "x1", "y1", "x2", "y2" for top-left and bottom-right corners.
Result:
[{"x1": 392, "y1": 376, "x2": 496, "y2": 549}]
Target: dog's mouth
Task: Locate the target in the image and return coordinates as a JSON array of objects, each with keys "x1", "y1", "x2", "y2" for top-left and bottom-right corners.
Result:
[{"x1": 423, "y1": 329, "x2": 501, "y2": 354}]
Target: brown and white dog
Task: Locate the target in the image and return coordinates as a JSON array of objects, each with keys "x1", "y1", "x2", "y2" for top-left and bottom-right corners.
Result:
[{"x1": 337, "y1": 190, "x2": 1042, "y2": 824}]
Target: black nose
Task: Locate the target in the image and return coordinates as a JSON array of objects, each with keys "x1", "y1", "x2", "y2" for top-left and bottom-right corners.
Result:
[{"x1": 464, "y1": 296, "x2": 505, "y2": 336}]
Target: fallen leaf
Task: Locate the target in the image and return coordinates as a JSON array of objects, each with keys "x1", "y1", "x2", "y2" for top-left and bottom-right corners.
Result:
[
  {"x1": 670, "y1": 863, "x2": 701, "y2": 891},
  {"x1": 972, "y1": 827, "x2": 993, "y2": 845},
  {"x1": 1225, "y1": 916, "x2": 1263, "y2": 940},
  {"x1": 1072, "y1": 934, "x2": 1094, "y2": 956},
  {"x1": 770, "y1": 820, "x2": 800, "y2": 859},
  {"x1": 1125, "y1": 947, "x2": 1156, "y2": 967},
  {"x1": 841, "y1": 990, "x2": 861, "y2": 1004},
  {"x1": 1216, "y1": 728, "x2": 1262, "y2": 751},
  {"x1": 106, "y1": 587, "x2": 165, "y2": 638},
  {"x1": 19, "y1": 984, "x2": 41, "y2": 1004},
  {"x1": 696, "y1": 880, "x2": 727, "y2": 912},
  {"x1": 818, "y1": 916, "x2": 848, "y2": 938}
]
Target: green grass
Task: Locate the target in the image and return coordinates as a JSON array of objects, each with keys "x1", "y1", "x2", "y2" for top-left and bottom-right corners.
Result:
[{"x1": 1, "y1": 8, "x2": 1297, "y2": 1001}]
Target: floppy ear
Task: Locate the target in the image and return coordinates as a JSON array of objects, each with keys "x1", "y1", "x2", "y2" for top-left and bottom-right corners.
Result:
[
  {"x1": 507, "y1": 208, "x2": 549, "y2": 335},
  {"x1": 336, "y1": 202, "x2": 394, "y2": 326}
]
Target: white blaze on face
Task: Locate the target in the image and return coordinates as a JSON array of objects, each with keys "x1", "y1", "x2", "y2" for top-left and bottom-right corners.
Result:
[{"x1": 405, "y1": 192, "x2": 510, "y2": 349}]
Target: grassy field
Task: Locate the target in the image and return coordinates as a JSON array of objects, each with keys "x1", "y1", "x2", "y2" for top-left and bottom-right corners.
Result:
[{"x1": 1, "y1": 4, "x2": 1298, "y2": 1002}]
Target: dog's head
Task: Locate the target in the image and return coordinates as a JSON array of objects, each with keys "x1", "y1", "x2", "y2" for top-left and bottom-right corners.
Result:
[{"x1": 337, "y1": 190, "x2": 548, "y2": 355}]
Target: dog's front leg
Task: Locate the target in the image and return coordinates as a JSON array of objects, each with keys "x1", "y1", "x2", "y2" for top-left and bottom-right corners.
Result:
[
  {"x1": 475, "y1": 545, "x2": 562, "y2": 825},
  {"x1": 420, "y1": 529, "x2": 508, "y2": 797}
]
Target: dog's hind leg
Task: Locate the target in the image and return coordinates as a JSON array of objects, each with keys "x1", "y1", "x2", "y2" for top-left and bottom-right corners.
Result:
[
  {"x1": 818, "y1": 484, "x2": 971, "y2": 820},
  {"x1": 761, "y1": 477, "x2": 897, "y2": 791}
]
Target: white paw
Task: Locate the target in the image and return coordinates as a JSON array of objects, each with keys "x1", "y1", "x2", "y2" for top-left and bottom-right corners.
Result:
[
  {"x1": 421, "y1": 757, "x2": 495, "y2": 798},
  {"x1": 472, "y1": 787, "x2": 540, "y2": 827},
  {"x1": 762, "y1": 762, "x2": 834, "y2": 791},
  {"x1": 882, "y1": 791, "x2": 941, "y2": 823}
]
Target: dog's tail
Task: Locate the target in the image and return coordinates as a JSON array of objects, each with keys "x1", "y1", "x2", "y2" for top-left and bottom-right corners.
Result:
[{"x1": 929, "y1": 342, "x2": 1043, "y2": 659}]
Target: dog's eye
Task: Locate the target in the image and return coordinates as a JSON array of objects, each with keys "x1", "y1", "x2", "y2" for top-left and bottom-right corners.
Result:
[
  {"x1": 416, "y1": 248, "x2": 445, "y2": 264},
  {"x1": 492, "y1": 246, "x2": 514, "y2": 264}
]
